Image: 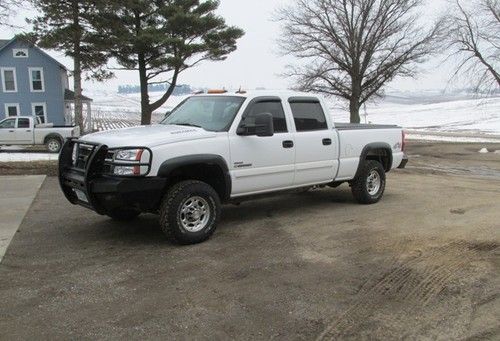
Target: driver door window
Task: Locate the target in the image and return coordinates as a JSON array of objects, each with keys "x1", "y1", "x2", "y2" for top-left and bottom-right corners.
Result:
[
  {"x1": 240, "y1": 101, "x2": 288, "y2": 133},
  {"x1": 0, "y1": 119, "x2": 16, "y2": 129},
  {"x1": 0, "y1": 118, "x2": 16, "y2": 143}
]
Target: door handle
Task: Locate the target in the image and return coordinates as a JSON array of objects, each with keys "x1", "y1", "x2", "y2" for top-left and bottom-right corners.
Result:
[
  {"x1": 26, "y1": 130, "x2": 31, "y2": 132},
  {"x1": 323, "y1": 138, "x2": 332, "y2": 146},
  {"x1": 282, "y1": 140, "x2": 294, "y2": 148},
  {"x1": 9, "y1": 130, "x2": 15, "y2": 133}
]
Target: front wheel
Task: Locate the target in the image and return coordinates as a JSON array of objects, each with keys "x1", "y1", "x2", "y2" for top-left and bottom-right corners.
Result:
[
  {"x1": 159, "y1": 180, "x2": 221, "y2": 245},
  {"x1": 46, "y1": 138, "x2": 62, "y2": 153},
  {"x1": 351, "y1": 160, "x2": 386, "y2": 205}
]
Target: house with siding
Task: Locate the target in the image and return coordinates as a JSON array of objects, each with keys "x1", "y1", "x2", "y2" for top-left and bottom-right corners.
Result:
[{"x1": 0, "y1": 37, "x2": 92, "y2": 128}]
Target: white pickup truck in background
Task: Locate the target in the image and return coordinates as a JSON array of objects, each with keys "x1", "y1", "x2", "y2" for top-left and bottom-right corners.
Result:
[
  {"x1": 0, "y1": 116, "x2": 80, "y2": 153},
  {"x1": 59, "y1": 91, "x2": 408, "y2": 245}
]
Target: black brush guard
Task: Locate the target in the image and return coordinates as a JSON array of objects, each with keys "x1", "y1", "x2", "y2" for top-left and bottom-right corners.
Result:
[
  {"x1": 59, "y1": 139, "x2": 165, "y2": 215},
  {"x1": 58, "y1": 138, "x2": 108, "y2": 214}
]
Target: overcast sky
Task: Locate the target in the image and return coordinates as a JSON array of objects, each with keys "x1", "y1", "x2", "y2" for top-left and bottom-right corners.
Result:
[{"x1": 1, "y1": 0, "x2": 455, "y2": 93}]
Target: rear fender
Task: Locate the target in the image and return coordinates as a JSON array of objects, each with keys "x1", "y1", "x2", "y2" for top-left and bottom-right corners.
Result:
[{"x1": 354, "y1": 143, "x2": 393, "y2": 178}]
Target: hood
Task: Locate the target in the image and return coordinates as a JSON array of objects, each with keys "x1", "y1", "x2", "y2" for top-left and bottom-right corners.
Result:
[{"x1": 80, "y1": 124, "x2": 217, "y2": 148}]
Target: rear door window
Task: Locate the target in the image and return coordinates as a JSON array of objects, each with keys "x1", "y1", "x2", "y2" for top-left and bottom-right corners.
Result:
[{"x1": 289, "y1": 100, "x2": 328, "y2": 132}]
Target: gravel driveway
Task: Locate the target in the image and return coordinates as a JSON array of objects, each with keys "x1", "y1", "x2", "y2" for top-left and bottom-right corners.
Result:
[{"x1": 0, "y1": 166, "x2": 498, "y2": 340}]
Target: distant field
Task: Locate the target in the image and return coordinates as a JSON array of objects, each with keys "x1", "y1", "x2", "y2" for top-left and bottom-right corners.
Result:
[{"x1": 87, "y1": 90, "x2": 500, "y2": 142}]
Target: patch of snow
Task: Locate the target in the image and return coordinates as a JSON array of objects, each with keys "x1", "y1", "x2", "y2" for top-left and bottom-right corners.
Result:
[
  {"x1": 0, "y1": 153, "x2": 58, "y2": 162},
  {"x1": 328, "y1": 94, "x2": 500, "y2": 142},
  {"x1": 86, "y1": 91, "x2": 500, "y2": 143},
  {"x1": 0, "y1": 145, "x2": 26, "y2": 151},
  {"x1": 478, "y1": 148, "x2": 490, "y2": 154}
]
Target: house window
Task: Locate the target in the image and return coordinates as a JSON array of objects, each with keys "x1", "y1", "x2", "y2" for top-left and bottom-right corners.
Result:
[
  {"x1": 13, "y1": 49, "x2": 29, "y2": 58},
  {"x1": 4, "y1": 103, "x2": 20, "y2": 117},
  {"x1": 1, "y1": 67, "x2": 17, "y2": 92},
  {"x1": 32, "y1": 103, "x2": 47, "y2": 123},
  {"x1": 29, "y1": 67, "x2": 45, "y2": 92}
]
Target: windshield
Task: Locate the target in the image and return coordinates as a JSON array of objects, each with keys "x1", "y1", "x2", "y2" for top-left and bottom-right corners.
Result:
[{"x1": 161, "y1": 96, "x2": 246, "y2": 132}]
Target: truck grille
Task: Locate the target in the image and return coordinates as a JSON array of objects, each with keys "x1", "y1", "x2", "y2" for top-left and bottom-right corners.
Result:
[{"x1": 74, "y1": 144, "x2": 96, "y2": 171}]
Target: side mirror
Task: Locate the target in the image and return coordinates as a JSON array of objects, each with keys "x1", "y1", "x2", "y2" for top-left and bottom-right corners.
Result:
[{"x1": 237, "y1": 113, "x2": 274, "y2": 137}]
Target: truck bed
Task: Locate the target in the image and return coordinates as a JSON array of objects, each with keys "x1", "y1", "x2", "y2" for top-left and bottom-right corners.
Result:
[{"x1": 334, "y1": 123, "x2": 399, "y2": 130}]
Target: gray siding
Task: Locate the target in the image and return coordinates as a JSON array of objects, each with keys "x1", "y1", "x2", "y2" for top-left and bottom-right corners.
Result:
[{"x1": 0, "y1": 40, "x2": 67, "y2": 125}]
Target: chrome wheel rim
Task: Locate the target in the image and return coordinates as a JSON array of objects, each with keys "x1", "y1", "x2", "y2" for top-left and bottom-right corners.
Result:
[
  {"x1": 367, "y1": 170, "x2": 381, "y2": 195},
  {"x1": 48, "y1": 140, "x2": 60, "y2": 152},
  {"x1": 179, "y1": 196, "x2": 210, "y2": 233}
]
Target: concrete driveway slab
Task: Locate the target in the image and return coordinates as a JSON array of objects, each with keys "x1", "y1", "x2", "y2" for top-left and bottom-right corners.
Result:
[{"x1": 0, "y1": 175, "x2": 45, "y2": 263}]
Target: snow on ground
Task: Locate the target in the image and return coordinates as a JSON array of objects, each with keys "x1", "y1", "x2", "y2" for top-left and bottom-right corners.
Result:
[
  {"x1": 3, "y1": 90, "x2": 498, "y2": 163},
  {"x1": 85, "y1": 89, "x2": 188, "y2": 131},
  {"x1": 328, "y1": 93, "x2": 500, "y2": 142},
  {"x1": 86, "y1": 89, "x2": 500, "y2": 143},
  {"x1": 0, "y1": 153, "x2": 59, "y2": 162},
  {"x1": 89, "y1": 90, "x2": 500, "y2": 142}
]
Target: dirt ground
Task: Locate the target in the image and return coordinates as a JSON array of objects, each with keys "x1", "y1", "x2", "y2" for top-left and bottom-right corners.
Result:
[{"x1": 0, "y1": 142, "x2": 499, "y2": 340}]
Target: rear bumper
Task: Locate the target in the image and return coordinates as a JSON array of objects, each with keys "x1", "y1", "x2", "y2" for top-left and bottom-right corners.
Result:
[
  {"x1": 398, "y1": 154, "x2": 409, "y2": 169},
  {"x1": 58, "y1": 139, "x2": 165, "y2": 215}
]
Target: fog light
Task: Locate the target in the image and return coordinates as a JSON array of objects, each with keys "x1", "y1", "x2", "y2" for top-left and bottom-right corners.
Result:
[{"x1": 113, "y1": 166, "x2": 135, "y2": 176}]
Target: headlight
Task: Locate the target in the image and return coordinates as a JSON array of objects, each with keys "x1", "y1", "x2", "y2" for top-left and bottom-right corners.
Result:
[
  {"x1": 115, "y1": 149, "x2": 143, "y2": 161},
  {"x1": 109, "y1": 148, "x2": 151, "y2": 176}
]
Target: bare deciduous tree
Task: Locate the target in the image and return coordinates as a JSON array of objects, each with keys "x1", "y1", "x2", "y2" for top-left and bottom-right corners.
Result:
[
  {"x1": 276, "y1": 0, "x2": 443, "y2": 123},
  {"x1": 444, "y1": 0, "x2": 500, "y2": 93},
  {"x1": 0, "y1": 0, "x2": 24, "y2": 27}
]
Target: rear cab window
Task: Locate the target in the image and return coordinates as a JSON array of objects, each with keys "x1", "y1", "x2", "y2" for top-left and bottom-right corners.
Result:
[{"x1": 289, "y1": 97, "x2": 328, "y2": 132}]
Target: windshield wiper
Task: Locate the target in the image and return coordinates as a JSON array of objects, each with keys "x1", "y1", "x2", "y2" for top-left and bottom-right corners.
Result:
[{"x1": 173, "y1": 123, "x2": 203, "y2": 128}]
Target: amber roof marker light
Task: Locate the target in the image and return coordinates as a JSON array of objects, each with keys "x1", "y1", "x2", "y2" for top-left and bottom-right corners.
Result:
[{"x1": 207, "y1": 89, "x2": 228, "y2": 94}]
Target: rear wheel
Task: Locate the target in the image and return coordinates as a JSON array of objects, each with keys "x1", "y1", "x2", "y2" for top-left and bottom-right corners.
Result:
[
  {"x1": 159, "y1": 180, "x2": 220, "y2": 245},
  {"x1": 351, "y1": 160, "x2": 386, "y2": 204},
  {"x1": 46, "y1": 138, "x2": 62, "y2": 153}
]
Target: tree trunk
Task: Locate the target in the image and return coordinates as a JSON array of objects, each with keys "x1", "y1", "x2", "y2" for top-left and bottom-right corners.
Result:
[
  {"x1": 349, "y1": 97, "x2": 361, "y2": 123},
  {"x1": 138, "y1": 52, "x2": 151, "y2": 125},
  {"x1": 150, "y1": 68, "x2": 180, "y2": 112},
  {"x1": 72, "y1": 0, "x2": 84, "y2": 132}
]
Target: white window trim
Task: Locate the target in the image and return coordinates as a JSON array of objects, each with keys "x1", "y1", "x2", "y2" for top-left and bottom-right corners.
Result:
[
  {"x1": 1, "y1": 67, "x2": 18, "y2": 93},
  {"x1": 4, "y1": 103, "x2": 20, "y2": 118},
  {"x1": 13, "y1": 49, "x2": 29, "y2": 58},
  {"x1": 32, "y1": 102, "x2": 48, "y2": 123},
  {"x1": 29, "y1": 67, "x2": 45, "y2": 93}
]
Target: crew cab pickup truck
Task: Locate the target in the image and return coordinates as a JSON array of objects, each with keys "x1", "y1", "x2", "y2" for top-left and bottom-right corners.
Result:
[
  {"x1": 59, "y1": 91, "x2": 408, "y2": 244},
  {"x1": 0, "y1": 116, "x2": 80, "y2": 153}
]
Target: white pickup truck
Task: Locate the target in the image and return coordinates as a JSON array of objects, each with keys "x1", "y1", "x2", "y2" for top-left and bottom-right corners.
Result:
[
  {"x1": 0, "y1": 116, "x2": 80, "y2": 153},
  {"x1": 59, "y1": 91, "x2": 407, "y2": 244}
]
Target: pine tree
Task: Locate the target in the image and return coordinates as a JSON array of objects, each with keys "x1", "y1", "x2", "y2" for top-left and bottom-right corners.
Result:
[
  {"x1": 106, "y1": 0, "x2": 244, "y2": 125},
  {"x1": 29, "y1": 0, "x2": 113, "y2": 132}
]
